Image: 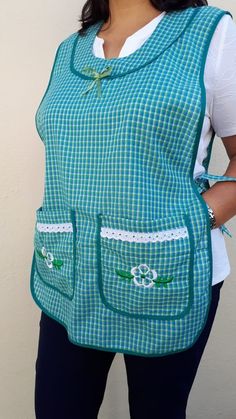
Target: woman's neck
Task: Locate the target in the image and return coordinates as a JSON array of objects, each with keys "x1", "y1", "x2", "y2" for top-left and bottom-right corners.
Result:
[{"x1": 102, "y1": 0, "x2": 163, "y2": 34}]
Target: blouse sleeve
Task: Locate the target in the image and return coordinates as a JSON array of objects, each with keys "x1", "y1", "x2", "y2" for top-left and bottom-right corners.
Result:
[{"x1": 209, "y1": 13, "x2": 236, "y2": 138}]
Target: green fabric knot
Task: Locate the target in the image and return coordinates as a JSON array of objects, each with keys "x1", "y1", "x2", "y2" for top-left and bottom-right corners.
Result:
[{"x1": 80, "y1": 66, "x2": 113, "y2": 97}]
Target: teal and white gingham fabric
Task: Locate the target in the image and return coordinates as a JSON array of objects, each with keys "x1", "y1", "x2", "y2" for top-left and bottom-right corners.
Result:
[{"x1": 30, "y1": 5, "x2": 235, "y2": 356}]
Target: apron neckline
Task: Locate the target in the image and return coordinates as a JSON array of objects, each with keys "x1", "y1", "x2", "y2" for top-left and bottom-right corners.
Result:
[{"x1": 70, "y1": 6, "x2": 200, "y2": 79}]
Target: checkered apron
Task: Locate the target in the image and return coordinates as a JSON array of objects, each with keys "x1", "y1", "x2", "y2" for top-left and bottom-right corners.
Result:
[{"x1": 30, "y1": 5, "x2": 235, "y2": 356}]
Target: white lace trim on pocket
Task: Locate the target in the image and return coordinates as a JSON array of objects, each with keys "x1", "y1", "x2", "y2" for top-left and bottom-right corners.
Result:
[
  {"x1": 100, "y1": 226, "x2": 189, "y2": 243},
  {"x1": 36, "y1": 222, "x2": 73, "y2": 233}
]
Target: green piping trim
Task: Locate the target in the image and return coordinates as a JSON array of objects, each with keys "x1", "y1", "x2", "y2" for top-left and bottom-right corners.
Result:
[
  {"x1": 30, "y1": 254, "x2": 224, "y2": 358},
  {"x1": 35, "y1": 41, "x2": 63, "y2": 144},
  {"x1": 202, "y1": 129, "x2": 215, "y2": 171},
  {"x1": 70, "y1": 7, "x2": 200, "y2": 80},
  {"x1": 189, "y1": 10, "x2": 232, "y2": 342},
  {"x1": 34, "y1": 209, "x2": 77, "y2": 301},
  {"x1": 96, "y1": 213, "x2": 194, "y2": 320}
]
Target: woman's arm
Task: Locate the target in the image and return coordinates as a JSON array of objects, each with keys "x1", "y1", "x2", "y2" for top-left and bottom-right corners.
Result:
[{"x1": 202, "y1": 135, "x2": 236, "y2": 228}]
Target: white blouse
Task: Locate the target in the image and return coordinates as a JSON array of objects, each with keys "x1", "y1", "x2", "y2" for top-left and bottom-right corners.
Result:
[{"x1": 92, "y1": 11, "x2": 236, "y2": 286}]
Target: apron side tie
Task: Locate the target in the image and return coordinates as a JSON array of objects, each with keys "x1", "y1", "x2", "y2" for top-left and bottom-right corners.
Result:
[{"x1": 194, "y1": 171, "x2": 236, "y2": 238}]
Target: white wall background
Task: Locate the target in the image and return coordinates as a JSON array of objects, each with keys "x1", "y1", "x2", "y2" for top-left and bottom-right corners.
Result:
[{"x1": 0, "y1": 1, "x2": 235, "y2": 418}]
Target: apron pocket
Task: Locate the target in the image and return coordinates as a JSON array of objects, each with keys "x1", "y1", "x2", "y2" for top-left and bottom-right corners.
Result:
[
  {"x1": 33, "y1": 206, "x2": 76, "y2": 299},
  {"x1": 96, "y1": 211, "x2": 194, "y2": 319}
]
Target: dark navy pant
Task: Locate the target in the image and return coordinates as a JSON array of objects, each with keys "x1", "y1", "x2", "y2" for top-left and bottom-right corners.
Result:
[{"x1": 34, "y1": 280, "x2": 224, "y2": 419}]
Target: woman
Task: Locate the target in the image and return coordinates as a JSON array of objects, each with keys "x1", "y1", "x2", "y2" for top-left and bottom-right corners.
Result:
[{"x1": 31, "y1": 0, "x2": 236, "y2": 418}]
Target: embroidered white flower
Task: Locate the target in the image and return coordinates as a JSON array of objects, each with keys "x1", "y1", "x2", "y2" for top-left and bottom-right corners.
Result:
[
  {"x1": 36, "y1": 246, "x2": 64, "y2": 269},
  {"x1": 41, "y1": 246, "x2": 54, "y2": 268},
  {"x1": 115, "y1": 264, "x2": 174, "y2": 288},
  {"x1": 131, "y1": 264, "x2": 157, "y2": 288}
]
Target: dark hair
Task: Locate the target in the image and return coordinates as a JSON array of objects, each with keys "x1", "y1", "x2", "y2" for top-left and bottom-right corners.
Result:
[{"x1": 77, "y1": 0, "x2": 208, "y2": 35}]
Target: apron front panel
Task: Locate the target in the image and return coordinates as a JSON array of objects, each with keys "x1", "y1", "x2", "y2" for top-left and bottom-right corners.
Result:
[
  {"x1": 35, "y1": 55, "x2": 202, "y2": 218},
  {"x1": 30, "y1": 5, "x2": 232, "y2": 356}
]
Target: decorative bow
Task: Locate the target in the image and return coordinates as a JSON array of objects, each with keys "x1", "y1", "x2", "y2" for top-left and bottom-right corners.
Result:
[{"x1": 80, "y1": 66, "x2": 113, "y2": 97}]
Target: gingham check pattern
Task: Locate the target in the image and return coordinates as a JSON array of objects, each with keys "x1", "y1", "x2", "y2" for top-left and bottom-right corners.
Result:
[{"x1": 30, "y1": 5, "x2": 234, "y2": 356}]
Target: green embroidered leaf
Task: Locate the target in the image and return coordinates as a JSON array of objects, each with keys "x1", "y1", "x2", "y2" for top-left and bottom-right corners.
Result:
[
  {"x1": 115, "y1": 269, "x2": 134, "y2": 280},
  {"x1": 53, "y1": 259, "x2": 64, "y2": 269},
  {"x1": 36, "y1": 249, "x2": 45, "y2": 259},
  {"x1": 153, "y1": 276, "x2": 174, "y2": 287},
  {"x1": 153, "y1": 276, "x2": 174, "y2": 284}
]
